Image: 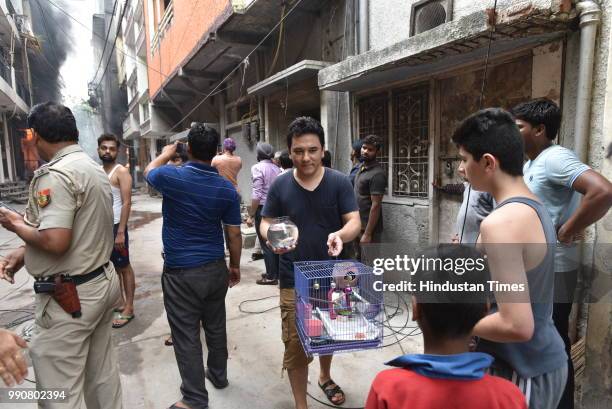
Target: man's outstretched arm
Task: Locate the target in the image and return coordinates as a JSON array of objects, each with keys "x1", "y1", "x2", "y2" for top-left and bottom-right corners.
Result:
[{"x1": 558, "y1": 170, "x2": 612, "y2": 243}]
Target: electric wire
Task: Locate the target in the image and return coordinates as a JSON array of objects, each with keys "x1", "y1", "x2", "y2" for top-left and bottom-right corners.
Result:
[
  {"x1": 46, "y1": 0, "x2": 305, "y2": 135},
  {"x1": 239, "y1": 288, "x2": 418, "y2": 409},
  {"x1": 92, "y1": 0, "x2": 130, "y2": 91},
  {"x1": 45, "y1": 0, "x2": 170, "y2": 82},
  {"x1": 91, "y1": 0, "x2": 120, "y2": 84},
  {"x1": 459, "y1": 0, "x2": 498, "y2": 244},
  {"x1": 167, "y1": 0, "x2": 306, "y2": 132}
]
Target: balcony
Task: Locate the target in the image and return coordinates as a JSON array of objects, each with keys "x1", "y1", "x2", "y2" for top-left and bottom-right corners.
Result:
[
  {"x1": 151, "y1": 2, "x2": 174, "y2": 52},
  {"x1": 124, "y1": 4, "x2": 135, "y2": 46},
  {"x1": 123, "y1": 114, "x2": 140, "y2": 140},
  {"x1": 134, "y1": 0, "x2": 144, "y2": 21},
  {"x1": 0, "y1": 1, "x2": 20, "y2": 40},
  {"x1": 136, "y1": 26, "x2": 146, "y2": 57},
  {"x1": 140, "y1": 106, "x2": 171, "y2": 138}
]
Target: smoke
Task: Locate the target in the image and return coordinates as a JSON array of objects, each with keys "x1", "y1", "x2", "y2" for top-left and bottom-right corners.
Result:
[{"x1": 29, "y1": 0, "x2": 73, "y2": 103}]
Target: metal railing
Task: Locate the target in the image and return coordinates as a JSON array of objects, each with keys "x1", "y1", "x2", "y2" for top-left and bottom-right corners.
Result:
[
  {"x1": 150, "y1": 1, "x2": 174, "y2": 51},
  {"x1": 15, "y1": 75, "x2": 30, "y2": 106}
]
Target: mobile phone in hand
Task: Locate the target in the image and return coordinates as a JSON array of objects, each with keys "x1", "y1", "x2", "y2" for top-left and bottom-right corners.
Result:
[
  {"x1": 176, "y1": 142, "x2": 186, "y2": 155},
  {"x1": 0, "y1": 201, "x2": 20, "y2": 214}
]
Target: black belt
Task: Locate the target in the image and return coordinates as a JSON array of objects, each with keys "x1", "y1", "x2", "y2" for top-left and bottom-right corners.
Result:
[{"x1": 37, "y1": 262, "x2": 109, "y2": 285}]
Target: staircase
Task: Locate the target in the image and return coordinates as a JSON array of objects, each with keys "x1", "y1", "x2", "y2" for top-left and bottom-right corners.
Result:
[{"x1": 0, "y1": 181, "x2": 29, "y2": 204}]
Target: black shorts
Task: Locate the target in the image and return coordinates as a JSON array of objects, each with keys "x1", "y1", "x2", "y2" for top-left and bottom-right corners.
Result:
[{"x1": 111, "y1": 224, "x2": 130, "y2": 268}]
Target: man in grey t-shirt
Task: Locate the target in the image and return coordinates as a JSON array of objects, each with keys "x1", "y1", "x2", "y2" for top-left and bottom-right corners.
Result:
[
  {"x1": 513, "y1": 99, "x2": 612, "y2": 409},
  {"x1": 433, "y1": 181, "x2": 495, "y2": 244}
]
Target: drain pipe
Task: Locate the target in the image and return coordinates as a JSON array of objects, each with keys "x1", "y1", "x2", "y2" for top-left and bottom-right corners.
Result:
[
  {"x1": 358, "y1": 0, "x2": 369, "y2": 53},
  {"x1": 574, "y1": 0, "x2": 601, "y2": 161},
  {"x1": 574, "y1": 1, "x2": 601, "y2": 342}
]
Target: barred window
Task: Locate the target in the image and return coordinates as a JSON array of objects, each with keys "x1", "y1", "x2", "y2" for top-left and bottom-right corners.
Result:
[{"x1": 358, "y1": 84, "x2": 429, "y2": 199}]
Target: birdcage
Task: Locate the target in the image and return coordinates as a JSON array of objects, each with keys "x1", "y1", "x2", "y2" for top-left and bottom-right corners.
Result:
[{"x1": 294, "y1": 260, "x2": 384, "y2": 356}]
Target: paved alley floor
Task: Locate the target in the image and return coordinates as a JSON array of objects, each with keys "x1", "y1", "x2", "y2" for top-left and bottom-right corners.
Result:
[{"x1": 0, "y1": 193, "x2": 423, "y2": 409}]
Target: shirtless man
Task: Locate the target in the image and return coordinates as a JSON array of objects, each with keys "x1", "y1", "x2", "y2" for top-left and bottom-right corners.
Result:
[
  {"x1": 98, "y1": 134, "x2": 136, "y2": 328},
  {"x1": 452, "y1": 108, "x2": 567, "y2": 409}
]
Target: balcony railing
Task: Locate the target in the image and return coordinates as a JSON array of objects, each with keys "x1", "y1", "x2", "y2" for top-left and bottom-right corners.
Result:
[
  {"x1": 15, "y1": 75, "x2": 30, "y2": 106},
  {"x1": 150, "y1": 1, "x2": 174, "y2": 52},
  {"x1": 136, "y1": 26, "x2": 145, "y2": 54}
]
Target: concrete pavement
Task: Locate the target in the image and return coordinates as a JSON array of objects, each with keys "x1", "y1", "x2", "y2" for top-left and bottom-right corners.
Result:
[{"x1": 0, "y1": 193, "x2": 423, "y2": 409}]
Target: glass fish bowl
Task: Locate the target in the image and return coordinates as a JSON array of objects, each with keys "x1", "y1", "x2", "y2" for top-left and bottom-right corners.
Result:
[{"x1": 268, "y1": 216, "x2": 299, "y2": 249}]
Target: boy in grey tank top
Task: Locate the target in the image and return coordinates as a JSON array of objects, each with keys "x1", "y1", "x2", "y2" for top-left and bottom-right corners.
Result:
[{"x1": 452, "y1": 109, "x2": 567, "y2": 409}]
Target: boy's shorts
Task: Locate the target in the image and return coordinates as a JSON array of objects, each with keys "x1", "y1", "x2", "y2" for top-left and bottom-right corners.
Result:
[
  {"x1": 280, "y1": 288, "x2": 314, "y2": 370},
  {"x1": 111, "y1": 224, "x2": 130, "y2": 269}
]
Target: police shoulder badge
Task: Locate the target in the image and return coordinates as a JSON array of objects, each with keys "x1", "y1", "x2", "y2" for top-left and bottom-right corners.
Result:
[{"x1": 37, "y1": 189, "x2": 51, "y2": 208}]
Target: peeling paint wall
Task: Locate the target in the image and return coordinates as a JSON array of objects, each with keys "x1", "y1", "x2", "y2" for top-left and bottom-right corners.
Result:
[
  {"x1": 579, "y1": 0, "x2": 612, "y2": 405},
  {"x1": 368, "y1": 0, "x2": 561, "y2": 51},
  {"x1": 382, "y1": 203, "x2": 431, "y2": 246},
  {"x1": 437, "y1": 55, "x2": 534, "y2": 240},
  {"x1": 369, "y1": 0, "x2": 413, "y2": 50},
  {"x1": 532, "y1": 41, "x2": 563, "y2": 103}
]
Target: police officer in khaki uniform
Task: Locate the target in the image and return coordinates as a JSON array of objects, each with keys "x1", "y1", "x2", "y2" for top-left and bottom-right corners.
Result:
[{"x1": 0, "y1": 102, "x2": 123, "y2": 409}]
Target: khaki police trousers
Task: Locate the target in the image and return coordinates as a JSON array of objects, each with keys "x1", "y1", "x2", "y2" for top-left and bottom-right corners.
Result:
[{"x1": 29, "y1": 264, "x2": 123, "y2": 409}]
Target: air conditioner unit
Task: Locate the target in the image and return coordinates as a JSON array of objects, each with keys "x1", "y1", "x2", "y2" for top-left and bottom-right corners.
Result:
[{"x1": 410, "y1": 0, "x2": 453, "y2": 36}]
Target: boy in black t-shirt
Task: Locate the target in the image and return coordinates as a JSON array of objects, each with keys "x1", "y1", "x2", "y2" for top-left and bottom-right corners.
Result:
[{"x1": 260, "y1": 117, "x2": 361, "y2": 409}]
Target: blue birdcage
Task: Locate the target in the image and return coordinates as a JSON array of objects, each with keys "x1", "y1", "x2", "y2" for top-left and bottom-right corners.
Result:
[{"x1": 294, "y1": 260, "x2": 384, "y2": 356}]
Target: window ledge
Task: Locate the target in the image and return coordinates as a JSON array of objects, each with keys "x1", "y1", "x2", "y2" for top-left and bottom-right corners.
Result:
[{"x1": 382, "y1": 196, "x2": 430, "y2": 206}]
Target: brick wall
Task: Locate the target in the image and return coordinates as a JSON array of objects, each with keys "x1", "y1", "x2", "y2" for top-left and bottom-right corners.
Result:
[{"x1": 143, "y1": 0, "x2": 232, "y2": 98}]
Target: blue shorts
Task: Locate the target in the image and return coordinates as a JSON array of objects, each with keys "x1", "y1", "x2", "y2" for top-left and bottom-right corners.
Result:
[{"x1": 111, "y1": 224, "x2": 130, "y2": 268}]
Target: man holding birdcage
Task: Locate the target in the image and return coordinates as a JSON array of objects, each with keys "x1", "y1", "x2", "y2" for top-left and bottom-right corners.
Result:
[{"x1": 259, "y1": 117, "x2": 361, "y2": 409}]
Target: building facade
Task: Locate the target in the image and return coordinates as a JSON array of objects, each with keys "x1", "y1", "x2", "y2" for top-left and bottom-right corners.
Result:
[
  {"x1": 318, "y1": 0, "x2": 610, "y2": 405},
  {"x1": 0, "y1": 0, "x2": 35, "y2": 184},
  {"x1": 137, "y1": 1, "x2": 611, "y2": 403},
  {"x1": 116, "y1": 0, "x2": 153, "y2": 186},
  {"x1": 91, "y1": 0, "x2": 128, "y2": 163}
]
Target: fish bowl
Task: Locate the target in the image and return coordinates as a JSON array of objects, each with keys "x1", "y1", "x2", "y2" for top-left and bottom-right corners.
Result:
[{"x1": 267, "y1": 216, "x2": 299, "y2": 249}]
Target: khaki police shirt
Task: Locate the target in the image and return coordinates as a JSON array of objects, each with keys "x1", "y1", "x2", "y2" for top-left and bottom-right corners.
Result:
[{"x1": 24, "y1": 144, "x2": 114, "y2": 278}]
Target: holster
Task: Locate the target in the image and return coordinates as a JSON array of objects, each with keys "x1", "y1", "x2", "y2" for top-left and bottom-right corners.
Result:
[{"x1": 52, "y1": 275, "x2": 82, "y2": 318}]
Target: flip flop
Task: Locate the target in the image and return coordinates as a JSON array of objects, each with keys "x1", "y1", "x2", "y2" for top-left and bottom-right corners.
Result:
[
  {"x1": 113, "y1": 307, "x2": 124, "y2": 313},
  {"x1": 112, "y1": 314, "x2": 134, "y2": 328},
  {"x1": 318, "y1": 379, "x2": 346, "y2": 406}
]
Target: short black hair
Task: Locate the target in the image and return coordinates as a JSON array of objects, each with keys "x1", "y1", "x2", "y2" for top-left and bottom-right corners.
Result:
[
  {"x1": 362, "y1": 134, "x2": 381, "y2": 150},
  {"x1": 452, "y1": 108, "x2": 524, "y2": 176},
  {"x1": 352, "y1": 139, "x2": 364, "y2": 155},
  {"x1": 511, "y1": 98, "x2": 561, "y2": 140},
  {"x1": 323, "y1": 150, "x2": 332, "y2": 168},
  {"x1": 97, "y1": 133, "x2": 120, "y2": 148},
  {"x1": 279, "y1": 150, "x2": 293, "y2": 169},
  {"x1": 412, "y1": 244, "x2": 490, "y2": 339},
  {"x1": 287, "y1": 116, "x2": 325, "y2": 150},
  {"x1": 27, "y1": 102, "x2": 79, "y2": 143},
  {"x1": 188, "y1": 123, "x2": 219, "y2": 161}
]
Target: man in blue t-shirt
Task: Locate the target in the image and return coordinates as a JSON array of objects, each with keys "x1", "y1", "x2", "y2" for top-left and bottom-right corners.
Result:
[
  {"x1": 260, "y1": 117, "x2": 361, "y2": 409},
  {"x1": 145, "y1": 123, "x2": 242, "y2": 409},
  {"x1": 512, "y1": 99, "x2": 612, "y2": 409}
]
